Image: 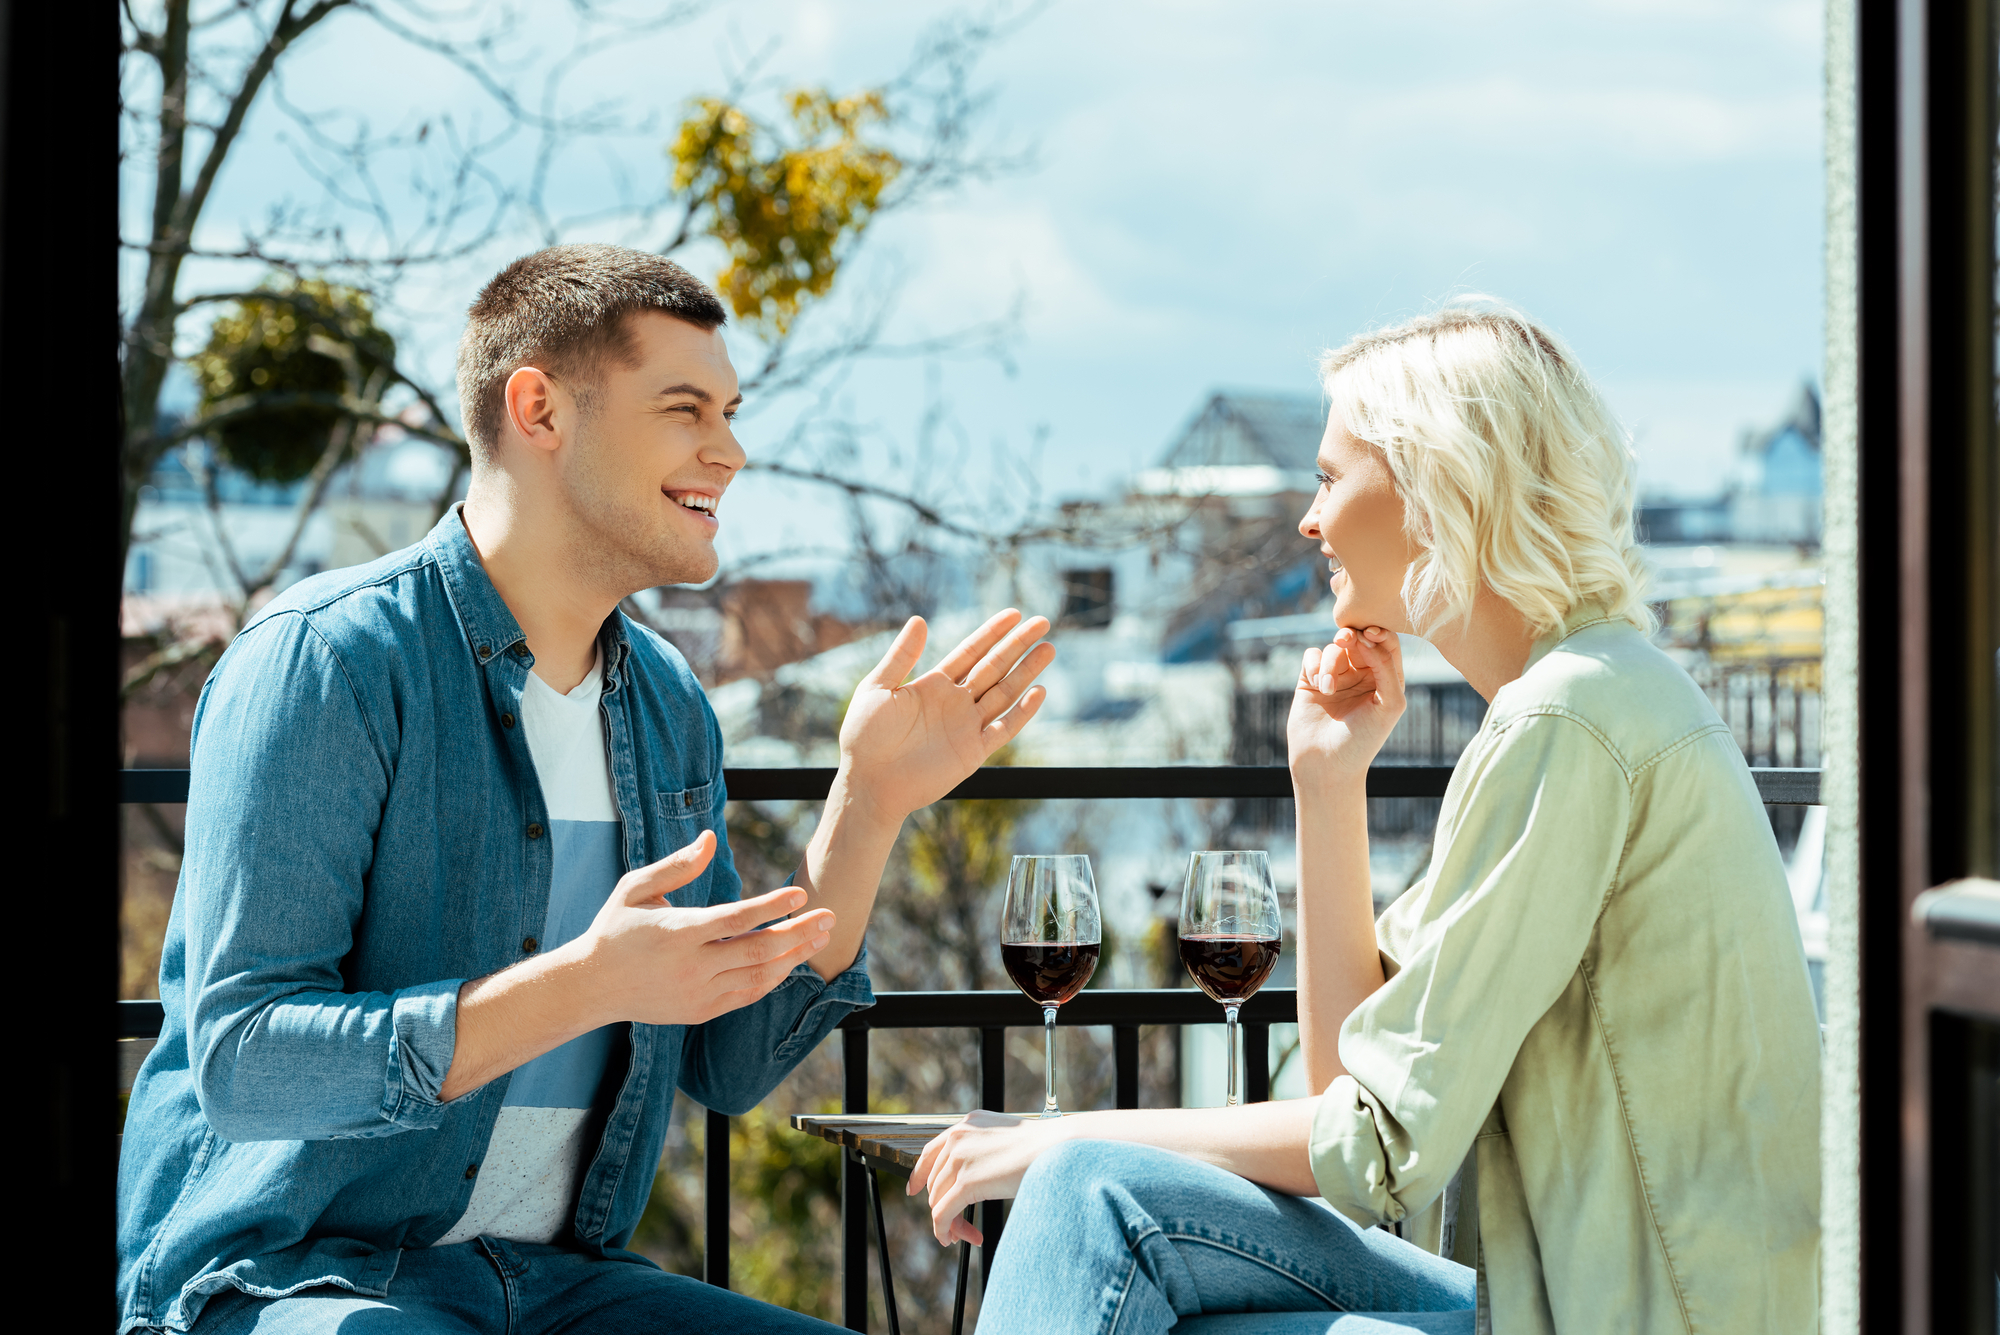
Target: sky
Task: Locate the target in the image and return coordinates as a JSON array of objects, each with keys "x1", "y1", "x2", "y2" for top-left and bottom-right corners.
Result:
[{"x1": 125, "y1": 0, "x2": 1826, "y2": 576}]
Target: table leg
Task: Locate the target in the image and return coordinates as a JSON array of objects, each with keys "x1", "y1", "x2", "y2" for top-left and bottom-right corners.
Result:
[
  {"x1": 952, "y1": 1207, "x2": 972, "y2": 1335},
  {"x1": 865, "y1": 1165, "x2": 901, "y2": 1335}
]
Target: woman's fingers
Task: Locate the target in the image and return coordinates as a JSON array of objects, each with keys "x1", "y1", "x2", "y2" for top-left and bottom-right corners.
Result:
[
  {"x1": 928, "y1": 1155, "x2": 974, "y2": 1244},
  {"x1": 1343, "y1": 627, "x2": 1405, "y2": 704},
  {"x1": 908, "y1": 1133, "x2": 943, "y2": 1194}
]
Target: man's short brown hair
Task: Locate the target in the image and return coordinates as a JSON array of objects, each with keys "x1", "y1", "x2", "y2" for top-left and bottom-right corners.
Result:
[{"x1": 456, "y1": 244, "x2": 727, "y2": 460}]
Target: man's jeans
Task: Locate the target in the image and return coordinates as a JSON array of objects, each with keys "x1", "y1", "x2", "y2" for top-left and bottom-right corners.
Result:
[
  {"x1": 191, "y1": 1240, "x2": 840, "y2": 1334},
  {"x1": 978, "y1": 1140, "x2": 1476, "y2": 1335}
]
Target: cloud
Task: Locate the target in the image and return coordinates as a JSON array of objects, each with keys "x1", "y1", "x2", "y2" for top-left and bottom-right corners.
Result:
[{"x1": 1343, "y1": 77, "x2": 1821, "y2": 166}]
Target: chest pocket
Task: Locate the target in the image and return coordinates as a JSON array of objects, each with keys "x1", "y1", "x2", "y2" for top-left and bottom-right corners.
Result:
[
  {"x1": 655, "y1": 783, "x2": 719, "y2": 902},
  {"x1": 657, "y1": 781, "x2": 716, "y2": 835}
]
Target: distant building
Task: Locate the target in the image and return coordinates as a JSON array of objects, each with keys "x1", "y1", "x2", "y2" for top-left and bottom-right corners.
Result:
[
  {"x1": 1728, "y1": 382, "x2": 1823, "y2": 544},
  {"x1": 124, "y1": 437, "x2": 460, "y2": 604},
  {"x1": 1130, "y1": 392, "x2": 1324, "y2": 498},
  {"x1": 1637, "y1": 383, "x2": 1822, "y2": 547}
]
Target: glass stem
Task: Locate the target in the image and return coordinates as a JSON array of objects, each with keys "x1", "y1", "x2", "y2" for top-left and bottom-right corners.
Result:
[
  {"x1": 1042, "y1": 1005, "x2": 1061, "y2": 1117},
  {"x1": 1225, "y1": 1004, "x2": 1242, "y2": 1107}
]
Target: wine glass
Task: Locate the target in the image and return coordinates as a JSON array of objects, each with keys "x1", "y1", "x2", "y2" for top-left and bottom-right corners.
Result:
[
  {"x1": 1000, "y1": 854, "x2": 1101, "y2": 1118},
  {"x1": 1179, "y1": 850, "x2": 1283, "y2": 1106}
]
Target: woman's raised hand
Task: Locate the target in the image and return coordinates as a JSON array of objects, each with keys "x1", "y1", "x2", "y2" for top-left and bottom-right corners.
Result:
[{"x1": 1287, "y1": 626, "x2": 1407, "y2": 787}]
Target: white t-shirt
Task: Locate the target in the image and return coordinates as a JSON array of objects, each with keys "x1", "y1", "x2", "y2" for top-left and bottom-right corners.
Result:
[{"x1": 436, "y1": 651, "x2": 623, "y2": 1246}]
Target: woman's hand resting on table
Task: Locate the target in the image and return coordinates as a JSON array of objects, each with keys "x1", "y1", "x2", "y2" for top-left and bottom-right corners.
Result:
[
  {"x1": 908, "y1": 1111, "x2": 1060, "y2": 1247},
  {"x1": 1287, "y1": 625, "x2": 1406, "y2": 787}
]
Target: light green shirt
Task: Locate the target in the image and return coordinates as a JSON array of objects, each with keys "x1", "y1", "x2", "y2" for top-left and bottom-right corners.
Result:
[{"x1": 1308, "y1": 610, "x2": 1821, "y2": 1334}]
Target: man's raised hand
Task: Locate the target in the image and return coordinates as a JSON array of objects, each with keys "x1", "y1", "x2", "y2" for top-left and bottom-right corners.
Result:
[
  {"x1": 837, "y1": 611, "x2": 1055, "y2": 819},
  {"x1": 577, "y1": 831, "x2": 836, "y2": 1028}
]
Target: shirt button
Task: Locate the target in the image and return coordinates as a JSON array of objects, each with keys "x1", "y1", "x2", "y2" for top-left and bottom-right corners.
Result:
[
  {"x1": 522, "y1": 936, "x2": 539, "y2": 954},
  {"x1": 501, "y1": 713, "x2": 516, "y2": 728},
  {"x1": 477, "y1": 645, "x2": 491, "y2": 660},
  {"x1": 465, "y1": 1164, "x2": 478, "y2": 1179},
  {"x1": 683, "y1": 791, "x2": 694, "y2": 807},
  {"x1": 526, "y1": 823, "x2": 543, "y2": 840}
]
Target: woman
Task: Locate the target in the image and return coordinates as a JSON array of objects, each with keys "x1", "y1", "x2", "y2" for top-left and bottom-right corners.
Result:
[{"x1": 910, "y1": 303, "x2": 1822, "y2": 1334}]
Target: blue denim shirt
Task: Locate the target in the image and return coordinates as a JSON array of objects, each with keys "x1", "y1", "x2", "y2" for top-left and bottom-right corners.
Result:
[{"x1": 117, "y1": 509, "x2": 873, "y2": 1333}]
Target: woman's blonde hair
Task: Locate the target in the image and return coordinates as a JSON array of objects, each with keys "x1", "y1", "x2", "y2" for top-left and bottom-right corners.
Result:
[{"x1": 1319, "y1": 299, "x2": 1653, "y2": 638}]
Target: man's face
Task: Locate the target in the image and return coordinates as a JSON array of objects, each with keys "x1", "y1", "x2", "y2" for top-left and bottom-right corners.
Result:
[
  {"x1": 1297, "y1": 414, "x2": 1420, "y2": 634},
  {"x1": 558, "y1": 311, "x2": 746, "y2": 591}
]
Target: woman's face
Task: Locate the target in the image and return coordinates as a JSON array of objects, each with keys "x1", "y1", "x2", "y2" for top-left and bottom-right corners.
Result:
[{"x1": 1298, "y1": 414, "x2": 1420, "y2": 633}]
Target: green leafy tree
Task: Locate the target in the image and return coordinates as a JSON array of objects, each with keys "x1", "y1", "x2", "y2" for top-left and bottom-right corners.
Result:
[
  {"x1": 673, "y1": 90, "x2": 900, "y2": 341},
  {"x1": 189, "y1": 279, "x2": 398, "y2": 483}
]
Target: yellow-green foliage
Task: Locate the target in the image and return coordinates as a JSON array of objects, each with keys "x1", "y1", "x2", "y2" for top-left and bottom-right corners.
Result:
[
  {"x1": 190, "y1": 278, "x2": 396, "y2": 483},
  {"x1": 905, "y1": 796, "x2": 1031, "y2": 907},
  {"x1": 905, "y1": 744, "x2": 1033, "y2": 919},
  {"x1": 671, "y1": 89, "x2": 900, "y2": 340}
]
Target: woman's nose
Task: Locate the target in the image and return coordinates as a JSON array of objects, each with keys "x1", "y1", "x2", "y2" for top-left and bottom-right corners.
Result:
[{"x1": 1298, "y1": 503, "x2": 1320, "y2": 541}]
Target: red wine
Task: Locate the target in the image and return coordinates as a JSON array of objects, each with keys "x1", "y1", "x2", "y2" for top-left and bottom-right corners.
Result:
[
  {"x1": 1179, "y1": 934, "x2": 1282, "y2": 1003},
  {"x1": 1002, "y1": 941, "x2": 1100, "y2": 1006}
]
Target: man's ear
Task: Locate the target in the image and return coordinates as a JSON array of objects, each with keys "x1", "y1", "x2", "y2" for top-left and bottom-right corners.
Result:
[{"x1": 502, "y1": 366, "x2": 564, "y2": 456}]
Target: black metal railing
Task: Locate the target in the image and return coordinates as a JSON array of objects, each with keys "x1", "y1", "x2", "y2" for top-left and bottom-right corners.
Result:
[{"x1": 116, "y1": 763, "x2": 1821, "y2": 1330}]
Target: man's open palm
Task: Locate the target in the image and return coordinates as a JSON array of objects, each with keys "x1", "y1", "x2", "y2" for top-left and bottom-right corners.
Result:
[{"x1": 840, "y1": 611, "x2": 1055, "y2": 818}]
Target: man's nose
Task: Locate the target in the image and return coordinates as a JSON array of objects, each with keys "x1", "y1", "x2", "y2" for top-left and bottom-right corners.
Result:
[{"x1": 705, "y1": 422, "x2": 748, "y2": 472}]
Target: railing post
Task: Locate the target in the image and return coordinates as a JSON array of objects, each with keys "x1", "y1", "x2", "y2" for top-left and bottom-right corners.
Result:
[
  {"x1": 843, "y1": 1025, "x2": 869, "y2": 1331},
  {"x1": 979, "y1": 1025, "x2": 1006, "y2": 1288},
  {"x1": 1114, "y1": 1024, "x2": 1139, "y2": 1109},
  {"x1": 1245, "y1": 1022, "x2": 1270, "y2": 1103},
  {"x1": 704, "y1": 1108, "x2": 730, "y2": 1288}
]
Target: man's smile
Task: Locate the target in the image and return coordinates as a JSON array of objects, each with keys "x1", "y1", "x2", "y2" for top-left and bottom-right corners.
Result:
[{"x1": 665, "y1": 487, "x2": 722, "y2": 528}]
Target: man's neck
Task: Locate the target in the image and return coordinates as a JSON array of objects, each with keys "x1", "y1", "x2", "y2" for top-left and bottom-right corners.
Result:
[{"x1": 460, "y1": 481, "x2": 615, "y2": 695}]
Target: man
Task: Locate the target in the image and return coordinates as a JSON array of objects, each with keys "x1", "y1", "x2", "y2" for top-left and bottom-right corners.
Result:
[{"x1": 117, "y1": 244, "x2": 1055, "y2": 1333}]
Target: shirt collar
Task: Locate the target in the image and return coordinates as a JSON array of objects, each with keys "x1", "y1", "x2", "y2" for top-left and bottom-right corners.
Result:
[
  {"x1": 422, "y1": 504, "x2": 632, "y2": 682},
  {"x1": 1522, "y1": 600, "x2": 1621, "y2": 676}
]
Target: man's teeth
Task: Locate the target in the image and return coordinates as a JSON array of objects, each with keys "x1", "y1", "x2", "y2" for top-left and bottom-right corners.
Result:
[{"x1": 675, "y1": 494, "x2": 718, "y2": 514}]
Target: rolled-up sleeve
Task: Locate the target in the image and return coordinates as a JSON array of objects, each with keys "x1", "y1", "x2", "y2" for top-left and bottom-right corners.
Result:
[
  {"x1": 180, "y1": 613, "x2": 461, "y2": 1142},
  {"x1": 1309, "y1": 710, "x2": 1631, "y2": 1226},
  {"x1": 678, "y1": 949, "x2": 876, "y2": 1114}
]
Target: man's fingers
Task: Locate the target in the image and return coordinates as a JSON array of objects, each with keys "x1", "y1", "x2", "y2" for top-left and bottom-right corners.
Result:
[
  {"x1": 708, "y1": 937, "x2": 829, "y2": 1011},
  {"x1": 933, "y1": 609, "x2": 1024, "y2": 684},
  {"x1": 861, "y1": 616, "x2": 928, "y2": 690},
  {"x1": 708, "y1": 905, "x2": 832, "y2": 958},
  {"x1": 980, "y1": 685, "x2": 1046, "y2": 749},
  {"x1": 961, "y1": 615, "x2": 1051, "y2": 698},
  {"x1": 709, "y1": 911, "x2": 833, "y2": 979},
  {"x1": 699, "y1": 884, "x2": 813, "y2": 937},
  {"x1": 976, "y1": 641, "x2": 1056, "y2": 724},
  {"x1": 618, "y1": 830, "x2": 717, "y2": 905}
]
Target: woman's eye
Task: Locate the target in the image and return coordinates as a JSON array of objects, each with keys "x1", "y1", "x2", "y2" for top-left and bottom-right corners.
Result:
[{"x1": 1315, "y1": 470, "x2": 1334, "y2": 488}]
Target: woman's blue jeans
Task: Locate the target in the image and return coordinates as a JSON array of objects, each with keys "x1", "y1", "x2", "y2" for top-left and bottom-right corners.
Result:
[{"x1": 977, "y1": 1140, "x2": 1475, "y2": 1335}]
